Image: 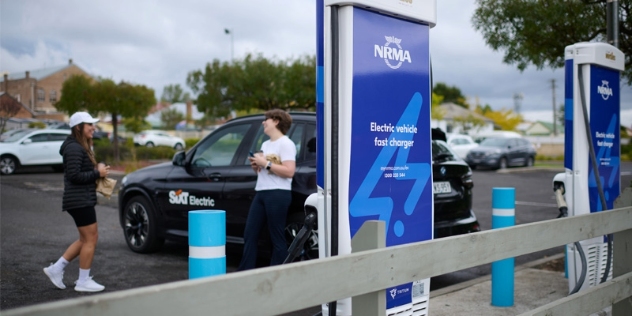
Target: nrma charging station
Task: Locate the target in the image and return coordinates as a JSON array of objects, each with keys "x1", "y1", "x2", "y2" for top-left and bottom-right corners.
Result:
[
  {"x1": 313, "y1": 0, "x2": 436, "y2": 315},
  {"x1": 556, "y1": 42, "x2": 624, "y2": 293}
]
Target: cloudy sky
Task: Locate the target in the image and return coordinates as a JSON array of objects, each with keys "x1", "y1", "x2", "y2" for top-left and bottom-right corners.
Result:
[{"x1": 2, "y1": 0, "x2": 631, "y2": 125}]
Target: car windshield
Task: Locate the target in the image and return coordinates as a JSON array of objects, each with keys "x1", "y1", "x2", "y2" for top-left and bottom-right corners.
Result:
[
  {"x1": 2, "y1": 129, "x2": 34, "y2": 142},
  {"x1": 479, "y1": 138, "x2": 509, "y2": 148},
  {"x1": 432, "y1": 140, "x2": 457, "y2": 162}
]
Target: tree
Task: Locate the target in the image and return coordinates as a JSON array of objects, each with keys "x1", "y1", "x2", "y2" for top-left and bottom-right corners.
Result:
[
  {"x1": 475, "y1": 106, "x2": 523, "y2": 131},
  {"x1": 473, "y1": 0, "x2": 632, "y2": 83},
  {"x1": 433, "y1": 82, "x2": 469, "y2": 108},
  {"x1": 160, "y1": 108, "x2": 185, "y2": 129},
  {"x1": 0, "y1": 94, "x2": 23, "y2": 132},
  {"x1": 55, "y1": 75, "x2": 94, "y2": 114},
  {"x1": 56, "y1": 77, "x2": 156, "y2": 162},
  {"x1": 187, "y1": 53, "x2": 316, "y2": 119},
  {"x1": 161, "y1": 84, "x2": 191, "y2": 104}
]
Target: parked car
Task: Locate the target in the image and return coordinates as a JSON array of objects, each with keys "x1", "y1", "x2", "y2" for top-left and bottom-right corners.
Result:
[
  {"x1": 465, "y1": 137, "x2": 537, "y2": 170},
  {"x1": 133, "y1": 130, "x2": 185, "y2": 150},
  {"x1": 446, "y1": 133, "x2": 479, "y2": 159},
  {"x1": 0, "y1": 129, "x2": 29, "y2": 142},
  {"x1": 118, "y1": 113, "x2": 479, "y2": 258},
  {"x1": 0, "y1": 129, "x2": 71, "y2": 175}
]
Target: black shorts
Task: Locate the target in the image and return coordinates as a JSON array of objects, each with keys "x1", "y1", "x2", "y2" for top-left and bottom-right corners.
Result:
[{"x1": 66, "y1": 206, "x2": 97, "y2": 227}]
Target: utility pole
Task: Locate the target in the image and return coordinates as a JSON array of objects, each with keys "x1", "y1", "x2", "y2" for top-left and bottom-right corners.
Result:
[
  {"x1": 551, "y1": 79, "x2": 557, "y2": 136},
  {"x1": 607, "y1": 0, "x2": 619, "y2": 48}
]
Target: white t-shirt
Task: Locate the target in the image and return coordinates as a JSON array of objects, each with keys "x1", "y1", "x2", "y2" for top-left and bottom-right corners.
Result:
[{"x1": 255, "y1": 135, "x2": 296, "y2": 191}]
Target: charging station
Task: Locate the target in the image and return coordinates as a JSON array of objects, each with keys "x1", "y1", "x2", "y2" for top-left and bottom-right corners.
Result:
[
  {"x1": 554, "y1": 42, "x2": 624, "y2": 293},
  {"x1": 310, "y1": 1, "x2": 437, "y2": 315}
]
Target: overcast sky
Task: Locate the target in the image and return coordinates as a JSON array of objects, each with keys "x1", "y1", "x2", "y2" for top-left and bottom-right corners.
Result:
[{"x1": 2, "y1": 0, "x2": 631, "y2": 125}]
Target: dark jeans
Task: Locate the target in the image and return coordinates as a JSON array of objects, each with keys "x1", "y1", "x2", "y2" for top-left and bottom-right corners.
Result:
[{"x1": 238, "y1": 189, "x2": 291, "y2": 270}]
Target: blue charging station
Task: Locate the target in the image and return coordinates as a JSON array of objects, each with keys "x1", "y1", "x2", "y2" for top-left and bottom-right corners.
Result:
[
  {"x1": 555, "y1": 42, "x2": 624, "y2": 293},
  {"x1": 313, "y1": 1, "x2": 436, "y2": 315}
]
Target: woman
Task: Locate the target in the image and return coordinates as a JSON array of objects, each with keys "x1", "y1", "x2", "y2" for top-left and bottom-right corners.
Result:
[
  {"x1": 238, "y1": 109, "x2": 296, "y2": 270},
  {"x1": 43, "y1": 112, "x2": 109, "y2": 292}
]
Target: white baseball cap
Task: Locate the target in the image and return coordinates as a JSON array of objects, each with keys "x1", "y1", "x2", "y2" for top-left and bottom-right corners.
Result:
[{"x1": 69, "y1": 112, "x2": 99, "y2": 128}]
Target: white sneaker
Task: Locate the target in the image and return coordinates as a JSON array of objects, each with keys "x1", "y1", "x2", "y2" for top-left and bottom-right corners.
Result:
[
  {"x1": 74, "y1": 276, "x2": 105, "y2": 292},
  {"x1": 43, "y1": 264, "x2": 66, "y2": 289}
]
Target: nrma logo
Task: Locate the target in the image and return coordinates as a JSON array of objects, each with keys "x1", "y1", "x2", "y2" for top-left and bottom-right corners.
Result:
[
  {"x1": 597, "y1": 80, "x2": 613, "y2": 100},
  {"x1": 374, "y1": 36, "x2": 411, "y2": 70}
]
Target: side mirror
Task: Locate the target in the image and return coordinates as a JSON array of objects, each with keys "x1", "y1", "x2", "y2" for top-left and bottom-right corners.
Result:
[
  {"x1": 22, "y1": 139, "x2": 32, "y2": 145},
  {"x1": 172, "y1": 151, "x2": 186, "y2": 166}
]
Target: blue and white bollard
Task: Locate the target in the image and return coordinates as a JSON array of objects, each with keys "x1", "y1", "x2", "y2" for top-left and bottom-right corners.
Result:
[
  {"x1": 491, "y1": 187, "x2": 515, "y2": 307},
  {"x1": 189, "y1": 210, "x2": 226, "y2": 279}
]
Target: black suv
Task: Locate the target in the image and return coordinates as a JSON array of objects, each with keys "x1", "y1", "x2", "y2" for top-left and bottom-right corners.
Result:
[{"x1": 118, "y1": 113, "x2": 479, "y2": 256}]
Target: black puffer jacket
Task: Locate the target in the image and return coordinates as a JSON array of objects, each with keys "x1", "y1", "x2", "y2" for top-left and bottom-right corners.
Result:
[{"x1": 60, "y1": 136, "x2": 100, "y2": 211}]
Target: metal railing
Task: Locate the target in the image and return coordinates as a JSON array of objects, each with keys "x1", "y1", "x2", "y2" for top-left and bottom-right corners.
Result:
[{"x1": 5, "y1": 201, "x2": 632, "y2": 316}]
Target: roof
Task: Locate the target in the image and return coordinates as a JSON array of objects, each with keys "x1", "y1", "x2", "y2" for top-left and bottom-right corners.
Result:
[
  {"x1": 1, "y1": 64, "x2": 71, "y2": 82},
  {"x1": 438, "y1": 102, "x2": 493, "y2": 123}
]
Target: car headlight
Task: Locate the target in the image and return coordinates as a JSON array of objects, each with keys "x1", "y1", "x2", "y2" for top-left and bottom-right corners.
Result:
[
  {"x1": 485, "y1": 151, "x2": 501, "y2": 158},
  {"x1": 121, "y1": 176, "x2": 128, "y2": 187}
]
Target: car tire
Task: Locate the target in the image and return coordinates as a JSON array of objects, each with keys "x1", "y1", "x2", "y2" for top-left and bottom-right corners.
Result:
[
  {"x1": 498, "y1": 157, "x2": 508, "y2": 170},
  {"x1": 284, "y1": 212, "x2": 319, "y2": 262},
  {"x1": 525, "y1": 156, "x2": 534, "y2": 167},
  {"x1": 174, "y1": 143, "x2": 184, "y2": 151},
  {"x1": 0, "y1": 156, "x2": 18, "y2": 175},
  {"x1": 123, "y1": 196, "x2": 165, "y2": 253},
  {"x1": 145, "y1": 142, "x2": 155, "y2": 148}
]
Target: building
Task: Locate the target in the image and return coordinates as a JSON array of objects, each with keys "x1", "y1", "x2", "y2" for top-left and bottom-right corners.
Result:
[
  {"x1": 431, "y1": 102, "x2": 494, "y2": 135},
  {"x1": 0, "y1": 59, "x2": 92, "y2": 120},
  {"x1": 524, "y1": 121, "x2": 560, "y2": 136}
]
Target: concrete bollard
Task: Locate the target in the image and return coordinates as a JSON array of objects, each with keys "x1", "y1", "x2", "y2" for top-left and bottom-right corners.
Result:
[
  {"x1": 491, "y1": 187, "x2": 515, "y2": 307},
  {"x1": 189, "y1": 210, "x2": 226, "y2": 279}
]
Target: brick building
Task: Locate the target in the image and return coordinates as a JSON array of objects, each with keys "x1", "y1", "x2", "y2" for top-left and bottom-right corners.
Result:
[{"x1": 0, "y1": 59, "x2": 92, "y2": 121}]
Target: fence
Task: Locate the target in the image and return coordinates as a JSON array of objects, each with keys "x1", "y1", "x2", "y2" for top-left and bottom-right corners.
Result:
[{"x1": 5, "y1": 199, "x2": 632, "y2": 316}]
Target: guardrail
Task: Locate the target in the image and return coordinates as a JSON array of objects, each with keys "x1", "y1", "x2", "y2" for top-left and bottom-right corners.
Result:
[{"x1": 5, "y1": 202, "x2": 632, "y2": 316}]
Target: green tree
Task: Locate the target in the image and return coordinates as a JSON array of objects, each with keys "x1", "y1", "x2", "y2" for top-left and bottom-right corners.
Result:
[
  {"x1": 187, "y1": 53, "x2": 316, "y2": 120},
  {"x1": 475, "y1": 106, "x2": 523, "y2": 131},
  {"x1": 161, "y1": 84, "x2": 191, "y2": 104},
  {"x1": 55, "y1": 75, "x2": 94, "y2": 114},
  {"x1": 433, "y1": 82, "x2": 469, "y2": 108},
  {"x1": 56, "y1": 77, "x2": 156, "y2": 162},
  {"x1": 473, "y1": 0, "x2": 632, "y2": 83},
  {"x1": 161, "y1": 108, "x2": 185, "y2": 129}
]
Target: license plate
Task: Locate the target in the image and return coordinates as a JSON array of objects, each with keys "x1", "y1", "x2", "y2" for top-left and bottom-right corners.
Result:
[{"x1": 433, "y1": 181, "x2": 452, "y2": 194}]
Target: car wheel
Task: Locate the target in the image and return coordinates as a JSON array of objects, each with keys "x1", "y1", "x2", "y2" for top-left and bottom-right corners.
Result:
[
  {"x1": 0, "y1": 156, "x2": 18, "y2": 175},
  {"x1": 174, "y1": 143, "x2": 184, "y2": 151},
  {"x1": 498, "y1": 157, "x2": 508, "y2": 170},
  {"x1": 145, "y1": 142, "x2": 155, "y2": 148},
  {"x1": 525, "y1": 156, "x2": 534, "y2": 167},
  {"x1": 123, "y1": 196, "x2": 165, "y2": 253},
  {"x1": 285, "y1": 213, "x2": 319, "y2": 262}
]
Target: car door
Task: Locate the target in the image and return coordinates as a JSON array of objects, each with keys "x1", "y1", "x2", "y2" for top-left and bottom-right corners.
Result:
[
  {"x1": 46, "y1": 132, "x2": 68, "y2": 164},
  {"x1": 506, "y1": 138, "x2": 522, "y2": 166},
  {"x1": 157, "y1": 122, "x2": 255, "y2": 234},
  {"x1": 18, "y1": 132, "x2": 51, "y2": 165}
]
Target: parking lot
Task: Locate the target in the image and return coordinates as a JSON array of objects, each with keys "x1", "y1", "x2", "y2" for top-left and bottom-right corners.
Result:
[{"x1": 1, "y1": 163, "x2": 631, "y2": 314}]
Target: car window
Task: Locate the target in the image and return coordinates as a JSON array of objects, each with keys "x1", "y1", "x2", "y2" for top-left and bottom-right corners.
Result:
[
  {"x1": 304, "y1": 124, "x2": 316, "y2": 161},
  {"x1": 29, "y1": 133, "x2": 49, "y2": 143},
  {"x1": 49, "y1": 133, "x2": 68, "y2": 141},
  {"x1": 480, "y1": 138, "x2": 509, "y2": 148},
  {"x1": 288, "y1": 123, "x2": 304, "y2": 160},
  {"x1": 192, "y1": 124, "x2": 250, "y2": 167}
]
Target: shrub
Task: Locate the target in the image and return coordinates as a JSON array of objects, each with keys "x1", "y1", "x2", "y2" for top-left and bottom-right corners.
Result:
[
  {"x1": 186, "y1": 138, "x2": 200, "y2": 149},
  {"x1": 29, "y1": 121, "x2": 47, "y2": 129}
]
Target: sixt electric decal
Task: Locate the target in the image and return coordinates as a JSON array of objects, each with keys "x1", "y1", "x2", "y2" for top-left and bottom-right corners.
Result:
[{"x1": 169, "y1": 190, "x2": 215, "y2": 207}]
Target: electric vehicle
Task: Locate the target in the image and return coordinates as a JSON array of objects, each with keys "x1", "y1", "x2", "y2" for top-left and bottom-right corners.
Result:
[{"x1": 118, "y1": 113, "x2": 479, "y2": 258}]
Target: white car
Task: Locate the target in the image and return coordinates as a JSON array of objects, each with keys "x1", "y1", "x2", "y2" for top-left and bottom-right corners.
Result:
[
  {"x1": 133, "y1": 130, "x2": 185, "y2": 150},
  {"x1": 446, "y1": 133, "x2": 479, "y2": 159},
  {"x1": 0, "y1": 129, "x2": 71, "y2": 175}
]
